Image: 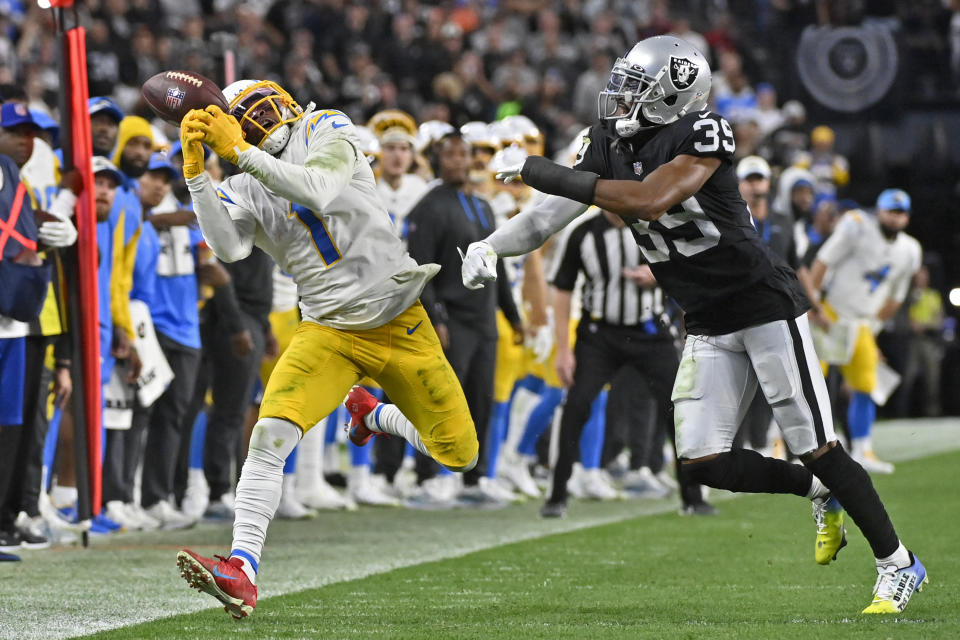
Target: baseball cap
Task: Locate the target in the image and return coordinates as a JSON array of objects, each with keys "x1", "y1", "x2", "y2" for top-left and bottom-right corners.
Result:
[
  {"x1": 88, "y1": 96, "x2": 124, "y2": 123},
  {"x1": 0, "y1": 102, "x2": 40, "y2": 131},
  {"x1": 736, "y1": 155, "x2": 771, "y2": 180},
  {"x1": 876, "y1": 188, "x2": 911, "y2": 212},
  {"x1": 28, "y1": 109, "x2": 58, "y2": 136},
  {"x1": 91, "y1": 155, "x2": 124, "y2": 184},
  {"x1": 145, "y1": 152, "x2": 176, "y2": 179}
]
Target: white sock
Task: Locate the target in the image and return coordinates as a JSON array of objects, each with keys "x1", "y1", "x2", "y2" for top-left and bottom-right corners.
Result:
[
  {"x1": 363, "y1": 404, "x2": 431, "y2": 458},
  {"x1": 295, "y1": 419, "x2": 326, "y2": 495},
  {"x1": 230, "y1": 418, "x2": 301, "y2": 572},
  {"x1": 231, "y1": 555, "x2": 258, "y2": 585},
  {"x1": 806, "y1": 475, "x2": 829, "y2": 500},
  {"x1": 875, "y1": 542, "x2": 911, "y2": 569},
  {"x1": 50, "y1": 485, "x2": 78, "y2": 508},
  {"x1": 851, "y1": 436, "x2": 871, "y2": 456}
]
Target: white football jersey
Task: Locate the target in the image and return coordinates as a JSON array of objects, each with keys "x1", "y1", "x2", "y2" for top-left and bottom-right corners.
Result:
[
  {"x1": 212, "y1": 107, "x2": 438, "y2": 330},
  {"x1": 817, "y1": 210, "x2": 921, "y2": 320},
  {"x1": 21, "y1": 137, "x2": 59, "y2": 210},
  {"x1": 375, "y1": 173, "x2": 428, "y2": 236}
]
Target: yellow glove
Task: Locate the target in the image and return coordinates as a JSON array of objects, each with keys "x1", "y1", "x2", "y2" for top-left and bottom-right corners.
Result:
[
  {"x1": 192, "y1": 105, "x2": 251, "y2": 164},
  {"x1": 179, "y1": 110, "x2": 206, "y2": 179}
]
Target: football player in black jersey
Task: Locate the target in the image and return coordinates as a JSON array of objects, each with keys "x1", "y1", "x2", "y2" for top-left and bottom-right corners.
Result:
[{"x1": 461, "y1": 35, "x2": 926, "y2": 615}]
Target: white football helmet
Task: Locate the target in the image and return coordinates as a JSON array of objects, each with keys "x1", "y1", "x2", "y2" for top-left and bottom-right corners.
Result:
[
  {"x1": 415, "y1": 120, "x2": 455, "y2": 153},
  {"x1": 222, "y1": 79, "x2": 304, "y2": 156},
  {"x1": 353, "y1": 125, "x2": 381, "y2": 164},
  {"x1": 598, "y1": 36, "x2": 711, "y2": 137},
  {"x1": 460, "y1": 121, "x2": 500, "y2": 152}
]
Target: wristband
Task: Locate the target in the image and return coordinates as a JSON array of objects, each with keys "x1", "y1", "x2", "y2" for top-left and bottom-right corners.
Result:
[{"x1": 520, "y1": 156, "x2": 598, "y2": 205}]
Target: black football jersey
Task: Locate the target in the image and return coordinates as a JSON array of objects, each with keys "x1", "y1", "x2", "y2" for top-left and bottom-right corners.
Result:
[{"x1": 573, "y1": 111, "x2": 809, "y2": 335}]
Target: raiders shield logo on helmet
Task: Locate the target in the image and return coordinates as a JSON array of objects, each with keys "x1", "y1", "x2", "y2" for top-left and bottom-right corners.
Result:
[{"x1": 669, "y1": 56, "x2": 698, "y2": 90}]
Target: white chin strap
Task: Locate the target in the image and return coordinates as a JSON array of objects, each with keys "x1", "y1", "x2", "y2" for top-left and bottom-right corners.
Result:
[{"x1": 261, "y1": 124, "x2": 291, "y2": 156}]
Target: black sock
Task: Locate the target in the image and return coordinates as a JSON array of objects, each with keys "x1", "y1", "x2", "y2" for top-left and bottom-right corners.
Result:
[
  {"x1": 683, "y1": 448, "x2": 813, "y2": 496},
  {"x1": 803, "y1": 444, "x2": 899, "y2": 558}
]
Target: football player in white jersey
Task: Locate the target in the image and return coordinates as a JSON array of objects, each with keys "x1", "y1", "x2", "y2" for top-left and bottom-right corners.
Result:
[
  {"x1": 808, "y1": 189, "x2": 922, "y2": 473},
  {"x1": 174, "y1": 80, "x2": 479, "y2": 618}
]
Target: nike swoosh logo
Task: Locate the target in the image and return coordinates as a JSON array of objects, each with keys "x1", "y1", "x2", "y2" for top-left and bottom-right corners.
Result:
[
  {"x1": 406, "y1": 320, "x2": 423, "y2": 335},
  {"x1": 332, "y1": 122, "x2": 348, "y2": 129},
  {"x1": 212, "y1": 566, "x2": 238, "y2": 580}
]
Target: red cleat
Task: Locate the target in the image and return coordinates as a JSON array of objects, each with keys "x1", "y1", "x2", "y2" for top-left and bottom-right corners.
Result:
[
  {"x1": 177, "y1": 549, "x2": 257, "y2": 619},
  {"x1": 344, "y1": 386, "x2": 385, "y2": 446}
]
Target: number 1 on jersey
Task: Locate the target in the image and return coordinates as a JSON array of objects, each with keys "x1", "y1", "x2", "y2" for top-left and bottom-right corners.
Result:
[{"x1": 290, "y1": 202, "x2": 341, "y2": 266}]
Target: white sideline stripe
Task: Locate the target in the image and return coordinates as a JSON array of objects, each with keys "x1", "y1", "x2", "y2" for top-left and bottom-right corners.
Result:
[{"x1": 4, "y1": 419, "x2": 958, "y2": 640}]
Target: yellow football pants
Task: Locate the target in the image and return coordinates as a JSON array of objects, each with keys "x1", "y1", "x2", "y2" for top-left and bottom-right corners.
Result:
[
  {"x1": 493, "y1": 311, "x2": 526, "y2": 403},
  {"x1": 259, "y1": 301, "x2": 478, "y2": 469},
  {"x1": 260, "y1": 306, "x2": 301, "y2": 385},
  {"x1": 821, "y1": 303, "x2": 878, "y2": 393}
]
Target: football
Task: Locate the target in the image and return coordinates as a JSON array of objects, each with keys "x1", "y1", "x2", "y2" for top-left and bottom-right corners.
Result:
[{"x1": 141, "y1": 70, "x2": 229, "y2": 126}]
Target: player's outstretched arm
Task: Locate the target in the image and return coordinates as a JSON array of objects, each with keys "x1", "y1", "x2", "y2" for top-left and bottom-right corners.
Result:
[
  {"x1": 461, "y1": 193, "x2": 588, "y2": 290},
  {"x1": 191, "y1": 106, "x2": 356, "y2": 213},
  {"x1": 486, "y1": 193, "x2": 589, "y2": 257},
  {"x1": 592, "y1": 154, "x2": 720, "y2": 220},
  {"x1": 181, "y1": 111, "x2": 255, "y2": 262},
  {"x1": 186, "y1": 173, "x2": 255, "y2": 263},
  {"x1": 513, "y1": 154, "x2": 720, "y2": 222},
  {"x1": 235, "y1": 138, "x2": 356, "y2": 214}
]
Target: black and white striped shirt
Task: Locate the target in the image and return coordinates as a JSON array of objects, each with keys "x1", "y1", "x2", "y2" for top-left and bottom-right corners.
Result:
[{"x1": 552, "y1": 211, "x2": 667, "y2": 329}]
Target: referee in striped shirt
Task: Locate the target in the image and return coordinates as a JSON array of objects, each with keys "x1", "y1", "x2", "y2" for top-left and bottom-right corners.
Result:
[{"x1": 543, "y1": 208, "x2": 708, "y2": 516}]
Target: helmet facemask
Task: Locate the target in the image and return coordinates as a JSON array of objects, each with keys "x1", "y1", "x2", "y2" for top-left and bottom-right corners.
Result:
[
  {"x1": 598, "y1": 39, "x2": 710, "y2": 138},
  {"x1": 228, "y1": 80, "x2": 304, "y2": 156}
]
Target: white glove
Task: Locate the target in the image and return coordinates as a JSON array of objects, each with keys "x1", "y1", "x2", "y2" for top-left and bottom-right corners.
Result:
[
  {"x1": 460, "y1": 241, "x2": 498, "y2": 290},
  {"x1": 528, "y1": 323, "x2": 554, "y2": 363},
  {"x1": 494, "y1": 162, "x2": 524, "y2": 184},
  {"x1": 38, "y1": 218, "x2": 78, "y2": 248}
]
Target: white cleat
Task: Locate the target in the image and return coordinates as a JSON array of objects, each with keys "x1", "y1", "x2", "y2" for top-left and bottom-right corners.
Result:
[
  {"x1": 105, "y1": 500, "x2": 142, "y2": 531},
  {"x1": 655, "y1": 469, "x2": 680, "y2": 492},
  {"x1": 498, "y1": 453, "x2": 541, "y2": 498},
  {"x1": 622, "y1": 467, "x2": 671, "y2": 499},
  {"x1": 579, "y1": 468, "x2": 620, "y2": 501},
  {"x1": 181, "y1": 469, "x2": 210, "y2": 520},
  {"x1": 853, "y1": 451, "x2": 895, "y2": 474},
  {"x1": 145, "y1": 500, "x2": 197, "y2": 530},
  {"x1": 348, "y1": 466, "x2": 400, "y2": 507},
  {"x1": 296, "y1": 478, "x2": 353, "y2": 511},
  {"x1": 125, "y1": 502, "x2": 161, "y2": 531}
]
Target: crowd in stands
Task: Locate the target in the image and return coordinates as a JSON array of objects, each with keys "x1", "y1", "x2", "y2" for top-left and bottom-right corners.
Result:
[{"x1": 0, "y1": 1, "x2": 952, "y2": 559}]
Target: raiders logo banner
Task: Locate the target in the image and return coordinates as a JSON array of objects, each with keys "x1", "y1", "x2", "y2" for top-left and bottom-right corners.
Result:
[
  {"x1": 797, "y1": 25, "x2": 898, "y2": 112},
  {"x1": 669, "y1": 56, "x2": 698, "y2": 90}
]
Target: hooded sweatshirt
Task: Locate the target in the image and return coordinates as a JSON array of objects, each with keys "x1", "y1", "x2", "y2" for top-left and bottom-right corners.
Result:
[{"x1": 105, "y1": 116, "x2": 152, "y2": 339}]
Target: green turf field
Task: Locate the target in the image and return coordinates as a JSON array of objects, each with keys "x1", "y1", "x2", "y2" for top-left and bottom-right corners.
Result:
[{"x1": 2, "y1": 420, "x2": 958, "y2": 639}]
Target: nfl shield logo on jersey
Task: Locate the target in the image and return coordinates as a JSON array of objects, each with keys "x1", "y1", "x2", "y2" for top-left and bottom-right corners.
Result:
[
  {"x1": 669, "y1": 56, "x2": 699, "y2": 90},
  {"x1": 165, "y1": 86, "x2": 186, "y2": 111},
  {"x1": 633, "y1": 161, "x2": 643, "y2": 176}
]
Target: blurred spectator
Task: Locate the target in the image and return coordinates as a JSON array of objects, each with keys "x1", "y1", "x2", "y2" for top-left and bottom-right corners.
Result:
[
  {"x1": 713, "y1": 50, "x2": 756, "y2": 122},
  {"x1": 753, "y1": 83, "x2": 784, "y2": 139},
  {"x1": 731, "y1": 114, "x2": 762, "y2": 161},
  {"x1": 903, "y1": 265, "x2": 944, "y2": 416},
  {"x1": 765, "y1": 99, "x2": 809, "y2": 168},
  {"x1": 668, "y1": 16, "x2": 708, "y2": 56},
  {"x1": 772, "y1": 167, "x2": 816, "y2": 256},
  {"x1": 572, "y1": 47, "x2": 613, "y2": 125},
  {"x1": 792, "y1": 126, "x2": 850, "y2": 196}
]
